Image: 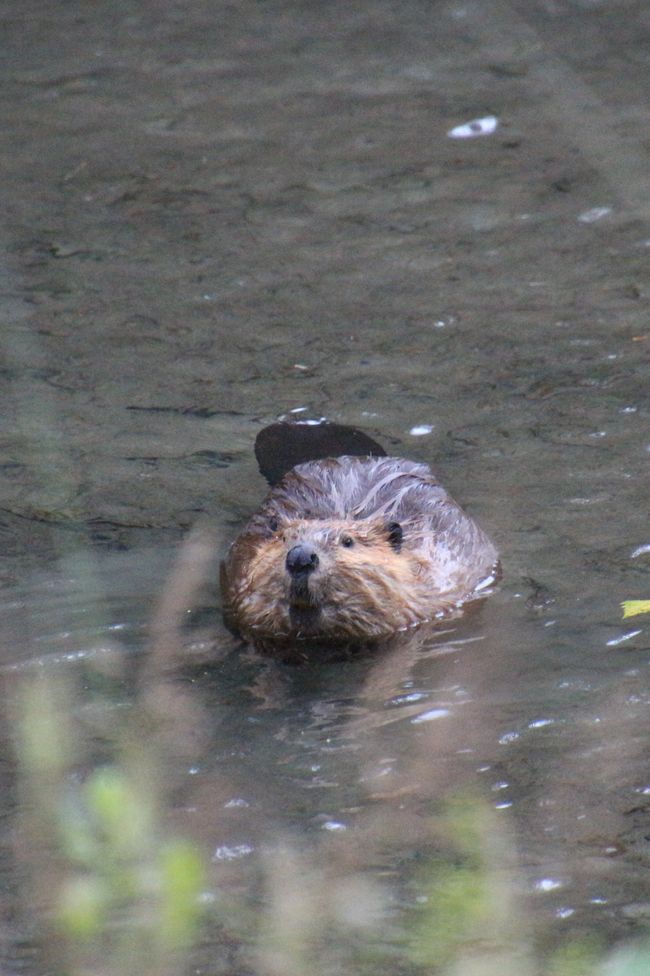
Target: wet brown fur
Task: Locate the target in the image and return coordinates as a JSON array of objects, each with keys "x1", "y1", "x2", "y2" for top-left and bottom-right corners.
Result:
[{"x1": 221, "y1": 454, "x2": 499, "y2": 652}]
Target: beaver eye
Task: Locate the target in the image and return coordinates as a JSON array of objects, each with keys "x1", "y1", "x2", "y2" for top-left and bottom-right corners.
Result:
[
  {"x1": 340, "y1": 535, "x2": 355, "y2": 548},
  {"x1": 387, "y1": 521, "x2": 403, "y2": 551},
  {"x1": 268, "y1": 517, "x2": 279, "y2": 532}
]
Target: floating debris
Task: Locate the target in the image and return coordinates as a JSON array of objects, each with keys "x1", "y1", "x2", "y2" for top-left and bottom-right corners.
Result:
[
  {"x1": 534, "y1": 878, "x2": 563, "y2": 893},
  {"x1": 606, "y1": 628, "x2": 642, "y2": 646},
  {"x1": 411, "y1": 707, "x2": 450, "y2": 724},
  {"x1": 528, "y1": 718, "x2": 556, "y2": 729},
  {"x1": 212, "y1": 844, "x2": 253, "y2": 861},
  {"x1": 578, "y1": 206, "x2": 612, "y2": 224},
  {"x1": 447, "y1": 115, "x2": 499, "y2": 139},
  {"x1": 621, "y1": 600, "x2": 650, "y2": 619},
  {"x1": 630, "y1": 544, "x2": 650, "y2": 558},
  {"x1": 321, "y1": 820, "x2": 347, "y2": 832}
]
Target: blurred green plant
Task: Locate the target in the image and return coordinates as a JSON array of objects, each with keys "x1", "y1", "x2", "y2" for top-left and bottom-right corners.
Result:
[
  {"x1": 14, "y1": 672, "x2": 206, "y2": 975},
  {"x1": 408, "y1": 793, "x2": 533, "y2": 975},
  {"x1": 12, "y1": 671, "x2": 650, "y2": 976},
  {"x1": 546, "y1": 937, "x2": 605, "y2": 976},
  {"x1": 600, "y1": 944, "x2": 650, "y2": 976},
  {"x1": 407, "y1": 795, "x2": 650, "y2": 976}
]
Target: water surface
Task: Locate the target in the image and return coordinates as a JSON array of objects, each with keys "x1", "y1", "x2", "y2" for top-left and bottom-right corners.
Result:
[{"x1": 1, "y1": 0, "x2": 649, "y2": 971}]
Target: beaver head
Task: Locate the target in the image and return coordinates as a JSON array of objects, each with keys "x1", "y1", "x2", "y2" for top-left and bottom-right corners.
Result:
[
  {"x1": 221, "y1": 450, "x2": 499, "y2": 651},
  {"x1": 221, "y1": 513, "x2": 436, "y2": 644}
]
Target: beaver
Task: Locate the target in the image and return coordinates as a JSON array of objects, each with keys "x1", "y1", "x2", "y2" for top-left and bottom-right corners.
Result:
[{"x1": 220, "y1": 422, "x2": 499, "y2": 655}]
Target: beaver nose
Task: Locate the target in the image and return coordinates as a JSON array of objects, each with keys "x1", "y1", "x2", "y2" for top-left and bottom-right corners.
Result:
[{"x1": 286, "y1": 543, "x2": 319, "y2": 576}]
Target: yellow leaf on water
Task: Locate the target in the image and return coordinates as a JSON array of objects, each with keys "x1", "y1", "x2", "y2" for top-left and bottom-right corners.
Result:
[{"x1": 621, "y1": 600, "x2": 650, "y2": 619}]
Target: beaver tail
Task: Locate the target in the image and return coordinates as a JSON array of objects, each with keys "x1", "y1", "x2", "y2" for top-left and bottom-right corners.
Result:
[{"x1": 255, "y1": 421, "x2": 386, "y2": 486}]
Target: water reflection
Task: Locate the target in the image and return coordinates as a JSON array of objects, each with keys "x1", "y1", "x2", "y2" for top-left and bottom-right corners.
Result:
[{"x1": 1, "y1": 518, "x2": 649, "y2": 972}]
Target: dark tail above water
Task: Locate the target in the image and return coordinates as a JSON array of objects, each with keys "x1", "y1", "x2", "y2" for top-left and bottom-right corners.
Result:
[{"x1": 255, "y1": 421, "x2": 386, "y2": 486}]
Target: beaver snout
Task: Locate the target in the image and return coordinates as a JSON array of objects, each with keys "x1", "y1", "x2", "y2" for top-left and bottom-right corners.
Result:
[
  {"x1": 286, "y1": 543, "x2": 320, "y2": 613},
  {"x1": 286, "y1": 543, "x2": 319, "y2": 576}
]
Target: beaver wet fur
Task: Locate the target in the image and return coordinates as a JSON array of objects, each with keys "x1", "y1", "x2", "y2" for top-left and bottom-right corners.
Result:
[{"x1": 220, "y1": 422, "x2": 499, "y2": 654}]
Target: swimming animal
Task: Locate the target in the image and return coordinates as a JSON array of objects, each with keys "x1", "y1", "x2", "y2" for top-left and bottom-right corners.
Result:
[{"x1": 220, "y1": 422, "x2": 499, "y2": 655}]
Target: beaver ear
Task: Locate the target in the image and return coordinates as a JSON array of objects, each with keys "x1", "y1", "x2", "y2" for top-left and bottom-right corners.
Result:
[{"x1": 386, "y1": 521, "x2": 403, "y2": 552}]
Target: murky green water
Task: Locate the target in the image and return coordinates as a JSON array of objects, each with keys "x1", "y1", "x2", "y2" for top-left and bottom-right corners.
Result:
[{"x1": 1, "y1": 0, "x2": 649, "y2": 972}]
